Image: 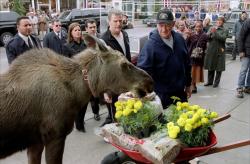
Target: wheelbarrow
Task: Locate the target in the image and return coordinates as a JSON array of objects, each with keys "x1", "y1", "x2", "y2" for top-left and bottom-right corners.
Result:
[{"x1": 109, "y1": 114, "x2": 250, "y2": 164}]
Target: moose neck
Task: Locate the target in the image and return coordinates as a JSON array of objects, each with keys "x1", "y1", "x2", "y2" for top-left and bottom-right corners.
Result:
[
  {"x1": 74, "y1": 50, "x2": 100, "y2": 97},
  {"x1": 81, "y1": 68, "x2": 98, "y2": 97}
]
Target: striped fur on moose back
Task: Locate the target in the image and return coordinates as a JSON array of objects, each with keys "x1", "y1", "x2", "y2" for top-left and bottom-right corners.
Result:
[{"x1": 0, "y1": 34, "x2": 153, "y2": 164}]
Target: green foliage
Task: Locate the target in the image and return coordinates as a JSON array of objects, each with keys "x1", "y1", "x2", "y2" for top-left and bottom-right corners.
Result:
[
  {"x1": 179, "y1": 125, "x2": 211, "y2": 147},
  {"x1": 118, "y1": 101, "x2": 160, "y2": 138},
  {"x1": 9, "y1": 0, "x2": 26, "y2": 16},
  {"x1": 164, "y1": 102, "x2": 216, "y2": 147}
]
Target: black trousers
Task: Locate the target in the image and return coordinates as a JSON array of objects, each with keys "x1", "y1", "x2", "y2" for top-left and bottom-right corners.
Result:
[
  {"x1": 75, "y1": 96, "x2": 100, "y2": 128},
  {"x1": 207, "y1": 70, "x2": 222, "y2": 86},
  {"x1": 104, "y1": 94, "x2": 118, "y2": 123}
]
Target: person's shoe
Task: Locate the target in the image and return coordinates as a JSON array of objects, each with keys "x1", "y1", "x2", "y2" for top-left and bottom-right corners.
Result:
[
  {"x1": 192, "y1": 88, "x2": 197, "y2": 93},
  {"x1": 243, "y1": 87, "x2": 250, "y2": 94},
  {"x1": 75, "y1": 123, "x2": 86, "y2": 133},
  {"x1": 213, "y1": 84, "x2": 219, "y2": 88},
  {"x1": 204, "y1": 83, "x2": 212, "y2": 86},
  {"x1": 231, "y1": 57, "x2": 236, "y2": 60},
  {"x1": 94, "y1": 114, "x2": 101, "y2": 121},
  {"x1": 236, "y1": 88, "x2": 244, "y2": 98}
]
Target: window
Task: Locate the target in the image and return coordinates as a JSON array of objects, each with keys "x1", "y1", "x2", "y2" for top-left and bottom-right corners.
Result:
[
  {"x1": 71, "y1": 10, "x2": 82, "y2": 19},
  {"x1": 58, "y1": 11, "x2": 71, "y2": 19}
]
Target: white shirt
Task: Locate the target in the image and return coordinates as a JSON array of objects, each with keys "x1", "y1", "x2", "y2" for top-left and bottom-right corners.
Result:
[
  {"x1": 162, "y1": 35, "x2": 174, "y2": 50},
  {"x1": 18, "y1": 33, "x2": 33, "y2": 47},
  {"x1": 113, "y1": 32, "x2": 126, "y2": 55},
  {"x1": 54, "y1": 31, "x2": 61, "y2": 39}
]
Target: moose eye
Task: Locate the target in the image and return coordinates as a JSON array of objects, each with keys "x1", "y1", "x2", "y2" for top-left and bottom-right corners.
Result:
[{"x1": 121, "y1": 61, "x2": 133, "y2": 70}]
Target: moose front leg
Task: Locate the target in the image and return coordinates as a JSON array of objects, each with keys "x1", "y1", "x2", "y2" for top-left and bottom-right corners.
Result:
[
  {"x1": 27, "y1": 144, "x2": 44, "y2": 164},
  {"x1": 45, "y1": 137, "x2": 66, "y2": 164}
]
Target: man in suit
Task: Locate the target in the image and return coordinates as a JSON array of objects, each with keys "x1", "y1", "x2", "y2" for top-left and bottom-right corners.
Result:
[
  {"x1": 100, "y1": 9, "x2": 131, "y2": 126},
  {"x1": 6, "y1": 16, "x2": 41, "y2": 64},
  {"x1": 85, "y1": 18, "x2": 101, "y2": 38},
  {"x1": 43, "y1": 19, "x2": 67, "y2": 56},
  {"x1": 84, "y1": 18, "x2": 101, "y2": 121}
]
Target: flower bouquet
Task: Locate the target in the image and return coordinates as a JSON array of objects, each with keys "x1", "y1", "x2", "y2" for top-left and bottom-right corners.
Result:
[
  {"x1": 164, "y1": 100, "x2": 218, "y2": 147},
  {"x1": 114, "y1": 98, "x2": 161, "y2": 138}
]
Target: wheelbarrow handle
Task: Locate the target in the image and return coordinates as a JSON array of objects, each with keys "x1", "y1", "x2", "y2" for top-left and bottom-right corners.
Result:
[
  {"x1": 212, "y1": 113, "x2": 231, "y2": 124},
  {"x1": 200, "y1": 139, "x2": 250, "y2": 156}
]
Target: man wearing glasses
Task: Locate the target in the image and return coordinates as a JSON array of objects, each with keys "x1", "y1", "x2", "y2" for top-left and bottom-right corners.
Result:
[
  {"x1": 137, "y1": 8, "x2": 192, "y2": 109},
  {"x1": 43, "y1": 19, "x2": 67, "y2": 55},
  {"x1": 6, "y1": 16, "x2": 41, "y2": 64}
]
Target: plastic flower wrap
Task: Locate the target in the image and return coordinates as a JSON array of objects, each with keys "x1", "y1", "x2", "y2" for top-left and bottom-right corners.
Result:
[
  {"x1": 164, "y1": 101, "x2": 218, "y2": 147},
  {"x1": 114, "y1": 99, "x2": 161, "y2": 138}
]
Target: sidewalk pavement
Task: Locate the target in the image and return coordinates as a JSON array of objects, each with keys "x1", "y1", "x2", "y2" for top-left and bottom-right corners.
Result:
[{"x1": 0, "y1": 46, "x2": 249, "y2": 164}]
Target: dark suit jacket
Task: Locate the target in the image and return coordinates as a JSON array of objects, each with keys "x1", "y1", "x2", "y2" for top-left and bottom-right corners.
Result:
[
  {"x1": 5, "y1": 34, "x2": 41, "y2": 64},
  {"x1": 43, "y1": 31, "x2": 67, "y2": 55},
  {"x1": 101, "y1": 29, "x2": 131, "y2": 62},
  {"x1": 65, "y1": 40, "x2": 87, "y2": 58}
]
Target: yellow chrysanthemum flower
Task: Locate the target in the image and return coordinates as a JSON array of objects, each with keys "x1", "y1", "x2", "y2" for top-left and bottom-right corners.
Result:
[
  {"x1": 201, "y1": 117, "x2": 209, "y2": 125},
  {"x1": 122, "y1": 108, "x2": 131, "y2": 116},
  {"x1": 116, "y1": 106, "x2": 123, "y2": 111},
  {"x1": 173, "y1": 125, "x2": 180, "y2": 134},
  {"x1": 192, "y1": 113, "x2": 200, "y2": 121},
  {"x1": 192, "y1": 105, "x2": 200, "y2": 110},
  {"x1": 181, "y1": 102, "x2": 190, "y2": 108},
  {"x1": 176, "y1": 106, "x2": 182, "y2": 110},
  {"x1": 177, "y1": 118, "x2": 186, "y2": 127},
  {"x1": 167, "y1": 122, "x2": 174, "y2": 129},
  {"x1": 168, "y1": 131, "x2": 178, "y2": 139},
  {"x1": 210, "y1": 112, "x2": 218, "y2": 119},
  {"x1": 180, "y1": 113, "x2": 188, "y2": 120},
  {"x1": 184, "y1": 123, "x2": 192, "y2": 132},
  {"x1": 186, "y1": 119, "x2": 194, "y2": 125},
  {"x1": 188, "y1": 105, "x2": 195, "y2": 111},
  {"x1": 134, "y1": 100, "x2": 143, "y2": 110},
  {"x1": 176, "y1": 101, "x2": 182, "y2": 106},
  {"x1": 126, "y1": 100, "x2": 135, "y2": 109},
  {"x1": 115, "y1": 111, "x2": 123, "y2": 119},
  {"x1": 114, "y1": 101, "x2": 122, "y2": 108}
]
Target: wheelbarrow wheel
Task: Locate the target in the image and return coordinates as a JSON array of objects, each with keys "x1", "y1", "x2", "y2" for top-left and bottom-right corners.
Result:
[{"x1": 101, "y1": 151, "x2": 137, "y2": 164}]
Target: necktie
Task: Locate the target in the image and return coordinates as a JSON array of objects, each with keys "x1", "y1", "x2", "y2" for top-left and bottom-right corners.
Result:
[
  {"x1": 57, "y1": 32, "x2": 61, "y2": 39},
  {"x1": 28, "y1": 37, "x2": 33, "y2": 48}
]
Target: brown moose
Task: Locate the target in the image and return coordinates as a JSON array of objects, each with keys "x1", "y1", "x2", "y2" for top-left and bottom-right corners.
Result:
[{"x1": 0, "y1": 34, "x2": 153, "y2": 164}]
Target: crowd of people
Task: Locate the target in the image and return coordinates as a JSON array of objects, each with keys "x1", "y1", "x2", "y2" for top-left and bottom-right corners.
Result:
[{"x1": 4, "y1": 8, "x2": 250, "y2": 136}]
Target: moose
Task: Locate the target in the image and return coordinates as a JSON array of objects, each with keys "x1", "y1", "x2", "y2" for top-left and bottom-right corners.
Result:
[{"x1": 0, "y1": 34, "x2": 153, "y2": 164}]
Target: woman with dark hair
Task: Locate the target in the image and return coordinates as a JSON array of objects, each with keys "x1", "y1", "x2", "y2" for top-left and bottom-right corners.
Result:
[
  {"x1": 187, "y1": 21, "x2": 208, "y2": 93},
  {"x1": 66, "y1": 22, "x2": 87, "y2": 57},
  {"x1": 65, "y1": 22, "x2": 101, "y2": 132}
]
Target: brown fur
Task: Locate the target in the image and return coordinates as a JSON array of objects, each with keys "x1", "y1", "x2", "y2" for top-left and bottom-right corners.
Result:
[{"x1": 0, "y1": 34, "x2": 153, "y2": 164}]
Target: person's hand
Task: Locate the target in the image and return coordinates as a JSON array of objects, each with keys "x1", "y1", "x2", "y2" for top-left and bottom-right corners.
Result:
[
  {"x1": 211, "y1": 27, "x2": 217, "y2": 33},
  {"x1": 185, "y1": 86, "x2": 192, "y2": 99},
  {"x1": 104, "y1": 93, "x2": 112, "y2": 103},
  {"x1": 239, "y1": 52, "x2": 245, "y2": 59}
]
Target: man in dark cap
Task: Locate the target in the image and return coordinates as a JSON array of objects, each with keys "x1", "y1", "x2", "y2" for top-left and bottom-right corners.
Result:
[{"x1": 137, "y1": 8, "x2": 192, "y2": 109}]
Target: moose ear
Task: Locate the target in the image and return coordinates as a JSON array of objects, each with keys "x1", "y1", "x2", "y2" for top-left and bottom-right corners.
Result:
[{"x1": 82, "y1": 32, "x2": 108, "y2": 52}]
